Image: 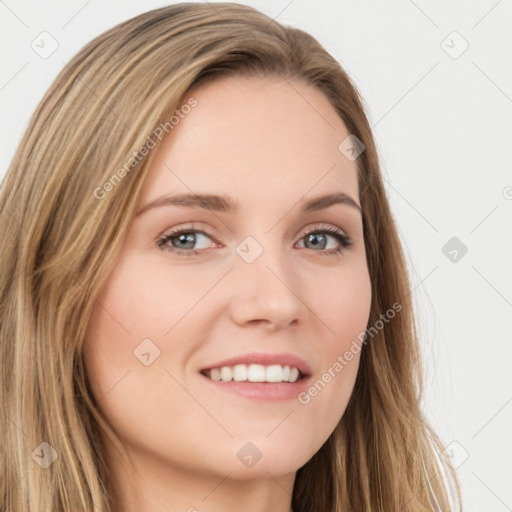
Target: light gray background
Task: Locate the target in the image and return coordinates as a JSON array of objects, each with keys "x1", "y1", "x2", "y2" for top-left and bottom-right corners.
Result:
[{"x1": 1, "y1": 1, "x2": 511, "y2": 510}]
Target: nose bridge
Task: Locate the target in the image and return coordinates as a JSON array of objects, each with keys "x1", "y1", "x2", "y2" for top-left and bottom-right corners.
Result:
[{"x1": 229, "y1": 232, "x2": 306, "y2": 328}]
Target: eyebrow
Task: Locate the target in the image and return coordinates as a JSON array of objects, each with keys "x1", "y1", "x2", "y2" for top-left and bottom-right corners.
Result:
[{"x1": 135, "y1": 191, "x2": 362, "y2": 217}]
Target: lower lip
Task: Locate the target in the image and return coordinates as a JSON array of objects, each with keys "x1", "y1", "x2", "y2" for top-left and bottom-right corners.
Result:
[{"x1": 199, "y1": 373, "x2": 311, "y2": 401}]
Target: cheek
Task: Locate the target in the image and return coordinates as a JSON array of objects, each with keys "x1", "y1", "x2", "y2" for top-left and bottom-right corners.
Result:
[
  {"x1": 81, "y1": 257, "x2": 159, "y2": 407},
  {"x1": 83, "y1": 250, "x2": 208, "y2": 355},
  {"x1": 81, "y1": 253, "x2": 213, "y2": 428},
  {"x1": 295, "y1": 261, "x2": 371, "y2": 427},
  {"x1": 311, "y1": 259, "x2": 372, "y2": 347},
  {"x1": 81, "y1": 271, "x2": 177, "y2": 447}
]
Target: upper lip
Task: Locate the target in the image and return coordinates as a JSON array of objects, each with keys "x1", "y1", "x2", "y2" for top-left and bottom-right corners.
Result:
[{"x1": 200, "y1": 352, "x2": 312, "y2": 377}]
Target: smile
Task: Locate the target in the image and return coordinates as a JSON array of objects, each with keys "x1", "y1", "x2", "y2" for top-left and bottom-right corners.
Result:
[{"x1": 200, "y1": 363, "x2": 305, "y2": 383}]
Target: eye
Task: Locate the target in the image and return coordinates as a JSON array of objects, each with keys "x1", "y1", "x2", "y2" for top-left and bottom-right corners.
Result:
[
  {"x1": 295, "y1": 223, "x2": 352, "y2": 256},
  {"x1": 157, "y1": 226, "x2": 218, "y2": 255},
  {"x1": 156, "y1": 223, "x2": 352, "y2": 256}
]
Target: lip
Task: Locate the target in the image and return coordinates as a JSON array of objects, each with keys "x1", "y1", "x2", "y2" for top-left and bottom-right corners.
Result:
[
  {"x1": 199, "y1": 374, "x2": 312, "y2": 401},
  {"x1": 199, "y1": 351, "x2": 312, "y2": 377}
]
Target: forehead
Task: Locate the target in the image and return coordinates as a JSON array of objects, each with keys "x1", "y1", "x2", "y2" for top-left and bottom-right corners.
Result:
[{"x1": 138, "y1": 75, "x2": 359, "y2": 209}]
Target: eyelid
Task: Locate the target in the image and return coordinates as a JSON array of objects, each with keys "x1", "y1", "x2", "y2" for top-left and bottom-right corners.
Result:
[
  {"x1": 295, "y1": 222, "x2": 348, "y2": 239},
  {"x1": 155, "y1": 222, "x2": 221, "y2": 251},
  {"x1": 157, "y1": 221, "x2": 349, "y2": 240}
]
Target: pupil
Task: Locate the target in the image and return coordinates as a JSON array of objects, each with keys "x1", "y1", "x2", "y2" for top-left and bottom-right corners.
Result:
[
  {"x1": 173, "y1": 233, "x2": 195, "y2": 249},
  {"x1": 306, "y1": 233, "x2": 326, "y2": 250}
]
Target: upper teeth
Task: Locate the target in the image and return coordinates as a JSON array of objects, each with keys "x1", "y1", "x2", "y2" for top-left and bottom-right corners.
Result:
[{"x1": 204, "y1": 364, "x2": 301, "y2": 383}]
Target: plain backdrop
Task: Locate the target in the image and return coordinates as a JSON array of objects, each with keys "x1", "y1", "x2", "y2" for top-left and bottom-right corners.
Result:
[{"x1": 1, "y1": 1, "x2": 511, "y2": 510}]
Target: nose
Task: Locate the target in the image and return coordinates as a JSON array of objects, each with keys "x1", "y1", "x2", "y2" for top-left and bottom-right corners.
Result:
[{"x1": 228, "y1": 243, "x2": 308, "y2": 331}]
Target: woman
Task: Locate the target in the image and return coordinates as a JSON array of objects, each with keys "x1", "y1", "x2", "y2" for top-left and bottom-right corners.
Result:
[{"x1": 0, "y1": 3, "x2": 462, "y2": 511}]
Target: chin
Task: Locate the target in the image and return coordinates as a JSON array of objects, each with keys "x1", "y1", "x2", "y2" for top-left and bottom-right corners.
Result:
[{"x1": 213, "y1": 439, "x2": 315, "y2": 479}]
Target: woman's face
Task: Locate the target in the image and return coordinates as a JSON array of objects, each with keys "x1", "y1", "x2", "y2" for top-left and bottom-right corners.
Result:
[{"x1": 83, "y1": 75, "x2": 371, "y2": 486}]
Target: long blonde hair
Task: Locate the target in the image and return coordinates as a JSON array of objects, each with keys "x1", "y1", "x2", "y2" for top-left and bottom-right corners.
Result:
[{"x1": 0, "y1": 3, "x2": 462, "y2": 510}]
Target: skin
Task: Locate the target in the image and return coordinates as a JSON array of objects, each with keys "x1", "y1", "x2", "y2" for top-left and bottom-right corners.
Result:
[{"x1": 83, "y1": 75, "x2": 372, "y2": 512}]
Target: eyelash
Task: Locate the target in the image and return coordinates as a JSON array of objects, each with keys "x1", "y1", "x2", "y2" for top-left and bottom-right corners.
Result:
[{"x1": 156, "y1": 223, "x2": 353, "y2": 257}]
